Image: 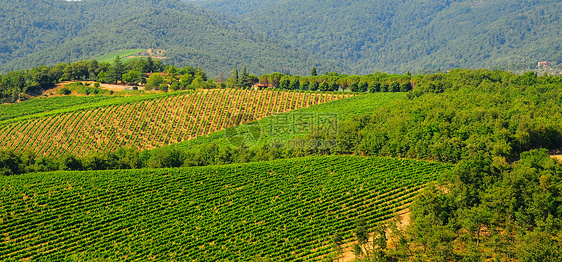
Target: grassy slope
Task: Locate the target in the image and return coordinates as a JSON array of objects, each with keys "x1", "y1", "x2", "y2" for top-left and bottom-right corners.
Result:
[
  {"x1": 0, "y1": 155, "x2": 452, "y2": 261},
  {"x1": 0, "y1": 91, "x2": 184, "y2": 125},
  {"x1": 168, "y1": 92, "x2": 407, "y2": 150},
  {"x1": 90, "y1": 49, "x2": 148, "y2": 63}
]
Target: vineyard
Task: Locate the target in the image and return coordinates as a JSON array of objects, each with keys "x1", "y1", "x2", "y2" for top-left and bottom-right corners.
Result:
[
  {"x1": 0, "y1": 89, "x2": 350, "y2": 156},
  {"x1": 0, "y1": 155, "x2": 452, "y2": 261},
  {"x1": 168, "y1": 92, "x2": 407, "y2": 151}
]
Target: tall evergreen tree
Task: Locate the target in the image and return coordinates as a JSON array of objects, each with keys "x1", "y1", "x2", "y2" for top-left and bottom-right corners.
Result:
[
  {"x1": 109, "y1": 56, "x2": 125, "y2": 84},
  {"x1": 240, "y1": 65, "x2": 250, "y2": 88},
  {"x1": 195, "y1": 66, "x2": 207, "y2": 81},
  {"x1": 146, "y1": 56, "x2": 155, "y2": 73},
  {"x1": 230, "y1": 67, "x2": 239, "y2": 88},
  {"x1": 311, "y1": 67, "x2": 317, "y2": 77}
]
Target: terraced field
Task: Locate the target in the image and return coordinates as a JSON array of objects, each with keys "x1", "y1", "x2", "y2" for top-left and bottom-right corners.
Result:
[
  {"x1": 0, "y1": 89, "x2": 350, "y2": 156},
  {"x1": 0, "y1": 155, "x2": 452, "y2": 261}
]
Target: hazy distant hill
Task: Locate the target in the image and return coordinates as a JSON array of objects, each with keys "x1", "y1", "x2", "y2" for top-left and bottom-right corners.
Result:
[
  {"x1": 0, "y1": 0, "x2": 340, "y2": 76},
  {"x1": 196, "y1": 0, "x2": 562, "y2": 74}
]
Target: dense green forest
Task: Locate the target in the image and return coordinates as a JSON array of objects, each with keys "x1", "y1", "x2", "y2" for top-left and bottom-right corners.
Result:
[
  {"x1": 0, "y1": 0, "x2": 338, "y2": 76},
  {"x1": 188, "y1": 0, "x2": 281, "y2": 16},
  {"x1": 4, "y1": 0, "x2": 562, "y2": 76},
  {"x1": 197, "y1": 0, "x2": 562, "y2": 74}
]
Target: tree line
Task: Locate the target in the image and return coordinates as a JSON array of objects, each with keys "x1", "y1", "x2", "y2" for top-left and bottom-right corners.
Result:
[
  {"x1": 1, "y1": 58, "x2": 414, "y2": 103},
  {"x1": 0, "y1": 56, "x2": 200, "y2": 103}
]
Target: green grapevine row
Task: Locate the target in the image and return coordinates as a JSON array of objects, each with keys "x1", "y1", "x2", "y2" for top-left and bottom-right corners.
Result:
[{"x1": 0, "y1": 155, "x2": 452, "y2": 261}]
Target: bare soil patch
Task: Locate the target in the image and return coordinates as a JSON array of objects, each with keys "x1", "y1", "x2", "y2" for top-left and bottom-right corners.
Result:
[
  {"x1": 336, "y1": 209, "x2": 411, "y2": 262},
  {"x1": 550, "y1": 149, "x2": 562, "y2": 162}
]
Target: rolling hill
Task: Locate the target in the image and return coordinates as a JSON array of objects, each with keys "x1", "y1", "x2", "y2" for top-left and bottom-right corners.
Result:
[
  {"x1": 0, "y1": 0, "x2": 340, "y2": 76},
  {"x1": 195, "y1": 0, "x2": 562, "y2": 74},
  {"x1": 0, "y1": 89, "x2": 352, "y2": 157},
  {"x1": 0, "y1": 155, "x2": 452, "y2": 261}
]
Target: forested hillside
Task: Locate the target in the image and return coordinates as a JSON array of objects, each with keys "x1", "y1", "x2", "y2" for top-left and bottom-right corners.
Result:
[
  {"x1": 0, "y1": 0, "x2": 338, "y2": 76},
  {"x1": 5, "y1": 0, "x2": 560, "y2": 75},
  {"x1": 197, "y1": 0, "x2": 562, "y2": 74},
  {"x1": 188, "y1": 0, "x2": 281, "y2": 16}
]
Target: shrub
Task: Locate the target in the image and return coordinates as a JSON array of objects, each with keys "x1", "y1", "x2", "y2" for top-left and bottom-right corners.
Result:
[{"x1": 57, "y1": 87, "x2": 71, "y2": 95}]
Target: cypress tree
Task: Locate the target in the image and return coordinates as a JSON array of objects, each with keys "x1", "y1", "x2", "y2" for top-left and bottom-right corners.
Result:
[
  {"x1": 109, "y1": 56, "x2": 125, "y2": 84},
  {"x1": 240, "y1": 65, "x2": 250, "y2": 88}
]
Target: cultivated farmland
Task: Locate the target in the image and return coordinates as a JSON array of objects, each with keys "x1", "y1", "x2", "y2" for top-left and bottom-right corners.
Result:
[
  {"x1": 0, "y1": 90, "x2": 350, "y2": 156},
  {"x1": 0, "y1": 155, "x2": 452, "y2": 261}
]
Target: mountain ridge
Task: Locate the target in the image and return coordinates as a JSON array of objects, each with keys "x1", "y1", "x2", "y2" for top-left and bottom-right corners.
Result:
[
  {"x1": 0, "y1": 0, "x2": 342, "y2": 76},
  {"x1": 196, "y1": 0, "x2": 562, "y2": 74}
]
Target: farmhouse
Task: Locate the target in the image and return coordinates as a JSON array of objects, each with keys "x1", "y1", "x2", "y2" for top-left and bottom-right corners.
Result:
[
  {"x1": 251, "y1": 83, "x2": 273, "y2": 90},
  {"x1": 537, "y1": 61, "x2": 551, "y2": 69}
]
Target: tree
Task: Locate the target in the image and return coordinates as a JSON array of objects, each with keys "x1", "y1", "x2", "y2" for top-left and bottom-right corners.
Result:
[
  {"x1": 389, "y1": 81, "x2": 400, "y2": 92},
  {"x1": 319, "y1": 81, "x2": 329, "y2": 91},
  {"x1": 268, "y1": 73, "x2": 283, "y2": 88},
  {"x1": 0, "y1": 149, "x2": 22, "y2": 175},
  {"x1": 109, "y1": 56, "x2": 125, "y2": 84},
  {"x1": 195, "y1": 67, "x2": 207, "y2": 81},
  {"x1": 358, "y1": 81, "x2": 368, "y2": 92},
  {"x1": 146, "y1": 56, "x2": 155, "y2": 73},
  {"x1": 229, "y1": 67, "x2": 239, "y2": 88},
  {"x1": 331, "y1": 232, "x2": 343, "y2": 260},
  {"x1": 122, "y1": 70, "x2": 143, "y2": 85},
  {"x1": 97, "y1": 70, "x2": 107, "y2": 83},
  {"x1": 349, "y1": 82, "x2": 359, "y2": 92},
  {"x1": 145, "y1": 73, "x2": 165, "y2": 90},
  {"x1": 289, "y1": 77, "x2": 300, "y2": 90},
  {"x1": 355, "y1": 218, "x2": 369, "y2": 247},
  {"x1": 179, "y1": 74, "x2": 194, "y2": 89},
  {"x1": 311, "y1": 67, "x2": 317, "y2": 76},
  {"x1": 329, "y1": 81, "x2": 339, "y2": 91},
  {"x1": 310, "y1": 81, "x2": 319, "y2": 91},
  {"x1": 299, "y1": 77, "x2": 309, "y2": 90},
  {"x1": 279, "y1": 76, "x2": 291, "y2": 89},
  {"x1": 400, "y1": 82, "x2": 412, "y2": 92},
  {"x1": 240, "y1": 65, "x2": 250, "y2": 88}
]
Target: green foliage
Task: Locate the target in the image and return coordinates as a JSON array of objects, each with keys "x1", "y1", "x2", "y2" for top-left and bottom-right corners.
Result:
[
  {"x1": 122, "y1": 70, "x2": 143, "y2": 85},
  {"x1": 385, "y1": 149, "x2": 562, "y2": 261},
  {"x1": 0, "y1": 155, "x2": 451, "y2": 260},
  {"x1": 338, "y1": 69, "x2": 562, "y2": 163},
  {"x1": 205, "y1": 0, "x2": 562, "y2": 74},
  {"x1": 57, "y1": 87, "x2": 71, "y2": 95},
  {"x1": 0, "y1": 91, "x2": 182, "y2": 125},
  {"x1": 0, "y1": 149, "x2": 23, "y2": 175},
  {"x1": 0, "y1": 96, "x2": 114, "y2": 121},
  {"x1": 108, "y1": 56, "x2": 125, "y2": 84},
  {"x1": 63, "y1": 82, "x2": 109, "y2": 95},
  {"x1": 91, "y1": 49, "x2": 148, "y2": 63},
  {"x1": 0, "y1": 0, "x2": 338, "y2": 77},
  {"x1": 145, "y1": 73, "x2": 165, "y2": 90}
]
